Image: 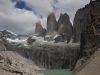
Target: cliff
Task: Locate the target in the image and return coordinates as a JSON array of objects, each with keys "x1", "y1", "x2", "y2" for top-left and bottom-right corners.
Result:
[
  {"x1": 74, "y1": 0, "x2": 100, "y2": 75},
  {"x1": 5, "y1": 43, "x2": 80, "y2": 70},
  {"x1": 57, "y1": 13, "x2": 73, "y2": 43},
  {"x1": 34, "y1": 21, "x2": 46, "y2": 37},
  {"x1": 73, "y1": 5, "x2": 91, "y2": 43}
]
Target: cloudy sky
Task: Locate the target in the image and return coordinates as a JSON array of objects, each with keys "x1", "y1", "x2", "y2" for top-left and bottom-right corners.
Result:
[{"x1": 0, "y1": 0, "x2": 90, "y2": 35}]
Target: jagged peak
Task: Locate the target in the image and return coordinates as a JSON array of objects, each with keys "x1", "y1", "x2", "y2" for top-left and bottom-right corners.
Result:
[
  {"x1": 36, "y1": 21, "x2": 42, "y2": 28},
  {"x1": 36, "y1": 21, "x2": 41, "y2": 25},
  {"x1": 50, "y1": 11, "x2": 55, "y2": 15},
  {"x1": 60, "y1": 13, "x2": 63, "y2": 16},
  {"x1": 90, "y1": 0, "x2": 100, "y2": 4},
  {"x1": 48, "y1": 11, "x2": 56, "y2": 18}
]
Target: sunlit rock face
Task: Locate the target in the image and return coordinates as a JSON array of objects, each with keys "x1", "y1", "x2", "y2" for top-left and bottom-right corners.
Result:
[{"x1": 34, "y1": 21, "x2": 46, "y2": 37}]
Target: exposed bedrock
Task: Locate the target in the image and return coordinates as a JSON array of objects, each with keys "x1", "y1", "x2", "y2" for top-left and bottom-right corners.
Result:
[
  {"x1": 73, "y1": 5, "x2": 91, "y2": 43},
  {"x1": 34, "y1": 21, "x2": 46, "y2": 37},
  {"x1": 79, "y1": 0, "x2": 100, "y2": 59},
  {"x1": 47, "y1": 12, "x2": 57, "y2": 33},
  {"x1": 5, "y1": 44, "x2": 80, "y2": 70},
  {"x1": 80, "y1": 23, "x2": 100, "y2": 58},
  {"x1": 44, "y1": 12, "x2": 57, "y2": 41},
  {"x1": 57, "y1": 13, "x2": 73, "y2": 43},
  {"x1": 74, "y1": 1, "x2": 100, "y2": 74}
]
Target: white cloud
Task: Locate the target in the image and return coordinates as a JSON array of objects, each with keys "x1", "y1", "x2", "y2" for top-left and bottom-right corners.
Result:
[
  {"x1": 22, "y1": 0, "x2": 53, "y2": 17},
  {"x1": 0, "y1": 0, "x2": 90, "y2": 35}
]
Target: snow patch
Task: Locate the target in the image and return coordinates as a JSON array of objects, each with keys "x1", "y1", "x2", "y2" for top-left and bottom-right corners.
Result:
[
  {"x1": 6, "y1": 38, "x2": 27, "y2": 45},
  {"x1": 54, "y1": 34, "x2": 60, "y2": 39},
  {"x1": 1, "y1": 30, "x2": 18, "y2": 36},
  {"x1": 45, "y1": 35, "x2": 51, "y2": 37}
]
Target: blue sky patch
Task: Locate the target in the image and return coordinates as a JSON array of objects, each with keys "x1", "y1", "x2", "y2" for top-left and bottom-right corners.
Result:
[{"x1": 12, "y1": 0, "x2": 32, "y2": 11}]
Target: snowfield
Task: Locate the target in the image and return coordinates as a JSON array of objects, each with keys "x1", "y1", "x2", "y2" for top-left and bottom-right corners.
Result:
[
  {"x1": 6, "y1": 35, "x2": 80, "y2": 47},
  {"x1": 6, "y1": 38, "x2": 28, "y2": 45}
]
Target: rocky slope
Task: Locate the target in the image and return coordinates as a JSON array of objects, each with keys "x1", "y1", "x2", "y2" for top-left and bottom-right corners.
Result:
[
  {"x1": 74, "y1": 47, "x2": 100, "y2": 75},
  {"x1": 0, "y1": 42, "x2": 43, "y2": 75},
  {"x1": 74, "y1": 0, "x2": 100, "y2": 75},
  {"x1": 0, "y1": 30, "x2": 17, "y2": 38}
]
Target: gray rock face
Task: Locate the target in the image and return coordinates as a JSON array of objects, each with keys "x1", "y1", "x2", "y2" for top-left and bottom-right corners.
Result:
[
  {"x1": 44, "y1": 12, "x2": 57, "y2": 41},
  {"x1": 27, "y1": 36, "x2": 36, "y2": 45},
  {"x1": 73, "y1": 5, "x2": 91, "y2": 43},
  {"x1": 47, "y1": 12, "x2": 57, "y2": 33},
  {"x1": 80, "y1": 1, "x2": 100, "y2": 58},
  {"x1": 54, "y1": 35, "x2": 65, "y2": 43},
  {"x1": 57, "y1": 13, "x2": 73, "y2": 43},
  {"x1": 5, "y1": 44, "x2": 80, "y2": 70},
  {"x1": 0, "y1": 32, "x2": 3, "y2": 38},
  {"x1": 0, "y1": 30, "x2": 17, "y2": 38},
  {"x1": 44, "y1": 32, "x2": 57, "y2": 41},
  {"x1": 0, "y1": 30, "x2": 11, "y2": 35},
  {"x1": 34, "y1": 21, "x2": 46, "y2": 37}
]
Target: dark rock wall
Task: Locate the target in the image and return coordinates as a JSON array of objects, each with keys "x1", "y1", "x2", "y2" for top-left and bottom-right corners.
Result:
[
  {"x1": 80, "y1": 1, "x2": 100, "y2": 58},
  {"x1": 5, "y1": 44, "x2": 80, "y2": 70},
  {"x1": 58, "y1": 13, "x2": 73, "y2": 43},
  {"x1": 73, "y1": 1, "x2": 100, "y2": 69},
  {"x1": 73, "y1": 5, "x2": 91, "y2": 43}
]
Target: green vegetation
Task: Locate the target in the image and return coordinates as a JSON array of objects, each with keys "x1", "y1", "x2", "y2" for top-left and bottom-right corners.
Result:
[{"x1": 37, "y1": 69, "x2": 74, "y2": 75}]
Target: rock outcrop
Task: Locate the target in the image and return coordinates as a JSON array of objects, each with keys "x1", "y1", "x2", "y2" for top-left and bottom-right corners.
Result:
[
  {"x1": 74, "y1": 1, "x2": 100, "y2": 75},
  {"x1": 45, "y1": 12, "x2": 73, "y2": 42},
  {"x1": 0, "y1": 51, "x2": 43, "y2": 75},
  {"x1": 27, "y1": 36, "x2": 36, "y2": 45},
  {"x1": 47, "y1": 12, "x2": 57, "y2": 33},
  {"x1": 57, "y1": 13, "x2": 73, "y2": 43},
  {"x1": 44, "y1": 12, "x2": 57, "y2": 41},
  {"x1": 79, "y1": 0, "x2": 100, "y2": 58},
  {"x1": 0, "y1": 30, "x2": 17, "y2": 38},
  {"x1": 73, "y1": 5, "x2": 91, "y2": 43},
  {"x1": 34, "y1": 21, "x2": 46, "y2": 37},
  {"x1": 80, "y1": 19, "x2": 100, "y2": 58}
]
